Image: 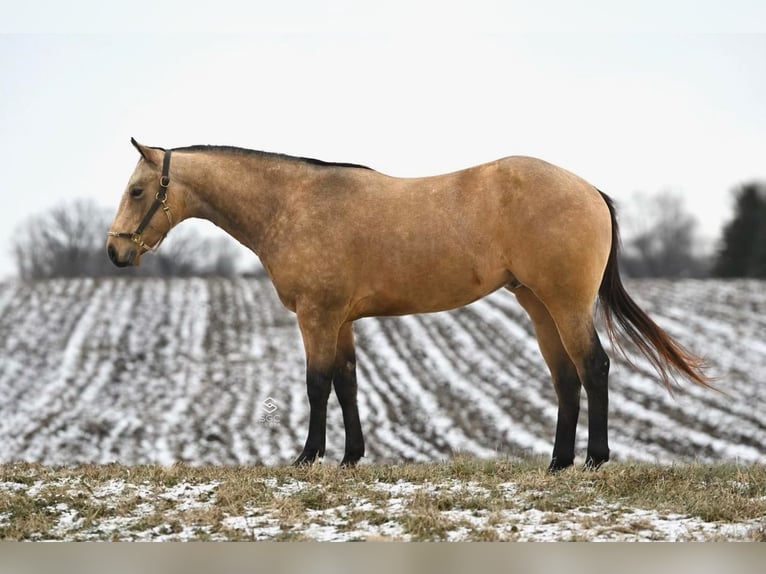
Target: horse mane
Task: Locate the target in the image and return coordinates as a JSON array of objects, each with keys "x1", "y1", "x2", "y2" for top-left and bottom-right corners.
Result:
[{"x1": 171, "y1": 144, "x2": 373, "y2": 171}]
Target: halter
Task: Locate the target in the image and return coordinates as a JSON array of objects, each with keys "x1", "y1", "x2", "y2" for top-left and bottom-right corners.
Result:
[{"x1": 108, "y1": 149, "x2": 174, "y2": 252}]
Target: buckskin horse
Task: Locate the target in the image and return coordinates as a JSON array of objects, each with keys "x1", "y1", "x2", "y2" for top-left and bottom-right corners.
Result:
[{"x1": 107, "y1": 139, "x2": 711, "y2": 471}]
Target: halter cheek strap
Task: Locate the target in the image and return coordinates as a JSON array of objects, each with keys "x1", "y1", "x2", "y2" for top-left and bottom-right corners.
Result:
[{"x1": 108, "y1": 149, "x2": 174, "y2": 252}]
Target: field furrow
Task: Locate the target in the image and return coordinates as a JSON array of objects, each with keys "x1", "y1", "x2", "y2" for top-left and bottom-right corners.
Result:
[
  {"x1": 354, "y1": 318, "x2": 446, "y2": 462},
  {"x1": 0, "y1": 278, "x2": 763, "y2": 466}
]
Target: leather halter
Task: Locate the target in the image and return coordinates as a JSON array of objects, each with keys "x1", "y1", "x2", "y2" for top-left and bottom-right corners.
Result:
[{"x1": 107, "y1": 149, "x2": 174, "y2": 252}]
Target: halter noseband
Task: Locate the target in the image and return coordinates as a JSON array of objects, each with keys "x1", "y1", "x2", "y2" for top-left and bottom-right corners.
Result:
[{"x1": 108, "y1": 149, "x2": 174, "y2": 252}]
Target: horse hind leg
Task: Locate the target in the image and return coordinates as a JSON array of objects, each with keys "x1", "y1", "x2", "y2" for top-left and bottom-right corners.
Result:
[
  {"x1": 543, "y1": 294, "x2": 611, "y2": 469},
  {"x1": 333, "y1": 321, "x2": 365, "y2": 466},
  {"x1": 512, "y1": 287, "x2": 582, "y2": 471}
]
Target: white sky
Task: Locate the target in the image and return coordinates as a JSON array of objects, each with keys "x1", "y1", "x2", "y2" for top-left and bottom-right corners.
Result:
[{"x1": 1, "y1": 1, "x2": 765, "y2": 278}]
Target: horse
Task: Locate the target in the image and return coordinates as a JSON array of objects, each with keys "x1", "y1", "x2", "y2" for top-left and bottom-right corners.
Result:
[{"x1": 106, "y1": 138, "x2": 711, "y2": 471}]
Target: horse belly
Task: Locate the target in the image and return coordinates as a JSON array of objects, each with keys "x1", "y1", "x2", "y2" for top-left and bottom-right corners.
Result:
[{"x1": 354, "y1": 259, "x2": 509, "y2": 318}]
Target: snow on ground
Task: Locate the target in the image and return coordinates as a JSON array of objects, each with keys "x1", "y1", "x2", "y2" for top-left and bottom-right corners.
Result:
[
  {"x1": 0, "y1": 475, "x2": 759, "y2": 542},
  {"x1": 0, "y1": 277, "x2": 764, "y2": 466}
]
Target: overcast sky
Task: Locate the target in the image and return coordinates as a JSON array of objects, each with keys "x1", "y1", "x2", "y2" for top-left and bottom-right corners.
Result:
[{"x1": 1, "y1": 2, "x2": 765, "y2": 278}]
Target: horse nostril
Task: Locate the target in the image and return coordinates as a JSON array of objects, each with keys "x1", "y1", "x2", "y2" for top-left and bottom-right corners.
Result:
[{"x1": 107, "y1": 244, "x2": 118, "y2": 264}]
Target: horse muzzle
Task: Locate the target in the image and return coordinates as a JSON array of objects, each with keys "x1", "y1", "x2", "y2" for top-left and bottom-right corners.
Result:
[{"x1": 106, "y1": 241, "x2": 140, "y2": 267}]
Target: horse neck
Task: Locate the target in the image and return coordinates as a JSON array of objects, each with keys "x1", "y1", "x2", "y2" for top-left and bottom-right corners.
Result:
[{"x1": 176, "y1": 152, "x2": 293, "y2": 256}]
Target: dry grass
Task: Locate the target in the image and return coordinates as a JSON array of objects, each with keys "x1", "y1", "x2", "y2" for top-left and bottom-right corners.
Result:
[{"x1": 1, "y1": 457, "x2": 764, "y2": 541}]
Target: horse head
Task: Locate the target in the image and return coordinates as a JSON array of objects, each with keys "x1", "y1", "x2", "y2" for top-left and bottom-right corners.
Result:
[{"x1": 106, "y1": 138, "x2": 180, "y2": 267}]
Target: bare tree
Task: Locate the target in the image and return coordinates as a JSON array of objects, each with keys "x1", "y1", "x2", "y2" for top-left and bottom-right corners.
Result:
[
  {"x1": 12, "y1": 199, "x2": 244, "y2": 279},
  {"x1": 619, "y1": 190, "x2": 707, "y2": 278},
  {"x1": 12, "y1": 199, "x2": 114, "y2": 279}
]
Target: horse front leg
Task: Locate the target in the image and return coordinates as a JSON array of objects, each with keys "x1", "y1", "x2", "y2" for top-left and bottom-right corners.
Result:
[
  {"x1": 333, "y1": 321, "x2": 365, "y2": 466},
  {"x1": 293, "y1": 308, "x2": 341, "y2": 466}
]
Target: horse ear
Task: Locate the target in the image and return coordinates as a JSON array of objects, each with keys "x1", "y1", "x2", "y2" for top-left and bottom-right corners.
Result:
[{"x1": 130, "y1": 137, "x2": 163, "y2": 166}]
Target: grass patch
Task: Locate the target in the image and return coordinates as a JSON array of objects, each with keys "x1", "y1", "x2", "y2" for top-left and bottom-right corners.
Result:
[{"x1": 1, "y1": 458, "x2": 764, "y2": 541}]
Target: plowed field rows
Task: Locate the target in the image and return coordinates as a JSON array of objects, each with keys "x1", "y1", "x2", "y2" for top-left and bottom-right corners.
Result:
[{"x1": 0, "y1": 278, "x2": 763, "y2": 466}]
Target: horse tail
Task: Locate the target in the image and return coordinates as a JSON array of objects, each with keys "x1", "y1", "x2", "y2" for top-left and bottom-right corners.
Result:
[{"x1": 596, "y1": 191, "x2": 714, "y2": 392}]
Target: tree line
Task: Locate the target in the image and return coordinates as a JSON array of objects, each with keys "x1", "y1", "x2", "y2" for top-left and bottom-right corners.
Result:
[
  {"x1": 601, "y1": 181, "x2": 766, "y2": 279},
  {"x1": 10, "y1": 182, "x2": 766, "y2": 280}
]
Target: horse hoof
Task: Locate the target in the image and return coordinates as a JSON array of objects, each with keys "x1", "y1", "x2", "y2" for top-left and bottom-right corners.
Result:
[
  {"x1": 582, "y1": 457, "x2": 608, "y2": 471},
  {"x1": 339, "y1": 455, "x2": 363, "y2": 468},
  {"x1": 547, "y1": 458, "x2": 574, "y2": 474},
  {"x1": 293, "y1": 451, "x2": 322, "y2": 466}
]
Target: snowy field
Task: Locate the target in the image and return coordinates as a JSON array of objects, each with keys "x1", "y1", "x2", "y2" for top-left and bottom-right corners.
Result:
[{"x1": 0, "y1": 277, "x2": 764, "y2": 467}]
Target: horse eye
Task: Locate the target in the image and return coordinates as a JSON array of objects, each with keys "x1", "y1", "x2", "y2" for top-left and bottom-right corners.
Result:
[{"x1": 129, "y1": 187, "x2": 144, "y2": 198}]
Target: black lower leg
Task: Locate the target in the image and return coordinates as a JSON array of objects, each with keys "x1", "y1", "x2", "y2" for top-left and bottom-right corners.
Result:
[
  {"x1": 583, "y1": 335, "x2": 610, "y2": 469},
  {"x1": 294, "y1": 368, "x2": 333, "y2": 466},
  {"x1": 548, "y1": 364, "x2": 582, "y2": 473},
  {"x1": 333, "y1": 357, "x2": 365, "y2": 466}
]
